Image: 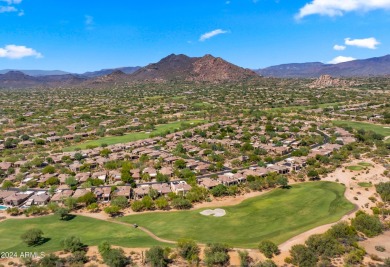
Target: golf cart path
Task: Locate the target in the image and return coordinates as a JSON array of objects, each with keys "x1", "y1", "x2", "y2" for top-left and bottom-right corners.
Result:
[{"x1": 94, "y1": 215, "x2": 177, "y2": 244}]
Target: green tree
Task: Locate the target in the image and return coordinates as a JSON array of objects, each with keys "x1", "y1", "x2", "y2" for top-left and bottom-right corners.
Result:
[
  {"x1": 171, "y1": 198, "x2": 192, "y2": 209},
  {"x1": 142, "y1": 195, "x2": 155, "y2": 210},
  {"x1": 258, "y1": 240, "x2": 279, "y2": 259},
  {"x1": 1, "y1": 180, "x2": 14, "y2": 189},
  {"x1": 351, "y1": 211, "x2": 383, "y2": 237},
  {"x1": 65, "y1": 176, "x2": 78, "y2": 187},
  {"x1": 42, "y1": 165, "x2": 56, "y2": 174},
  {"x1": 155, "y1": 197, "x2": 169, "y2": 210},
  {"x1": 131, "y1": 200, "x2": 144, "y2": 212},
  {"x1": 98, "y1": 241, "x2": 129, "y2": 267},
  {"x1": 156, "y1": 173, "x2": 170, "y2": 183},
  {"x1": 204, "y1": 243, "x2": 231, "y2": 267},
  {"x1": 210, "y1": 184, "x2": 228, "y2": 197},
  {"x1": 21, "y1": 228, "x2": 44, "y2": 246},
  {"x1": 55, "y1": 207, "x2": 69, "y2": 220},
  {"x1": 238, "y1": 250, "x2": 250, "y2": 267},
  {"x1": 289, "y1": 244, "x2": 317, "y2": 267},
  {"x1": 111, "y1": 196, "x2": 128, "y2": 209},
  {"x1": 103, "y1": 248, "x2": 129, "y2": 267},
  {"x1": 305, "y1": 234, "x2": 344, "y2": 258},
  {"x1": 177, "y1": 239, "x2": 200, "y2": 264},
  {"x1": 77, "y1": 191, "x2": 97, "y2": 206},
  {"x1": 60, "y1": 236, "x2": 84, "y2": 253},
  {"x1": 104, "y1": 205, "x2": 121, "y2": 217},
  {"x1": 145, "y1": 246, "x2": 168, "y2": 267},
  {"x1": 174, "y1": 159, "x2": 187, "y2": 169},
  {"x1": 64, "y1": 196, "x2": 78, "y2": 210},
  {"x1": 38, "y1": 253, "x2": 62, "y2": 267},
  {"x1": 87, "y1": 202, "x2": 99, "y2": 212},
  {"x1": 277, "y1": 176, "x2": 289, "y2": 188},
  {"x1": 46, "y1": 177, "x2": 60, "y2": 186}
]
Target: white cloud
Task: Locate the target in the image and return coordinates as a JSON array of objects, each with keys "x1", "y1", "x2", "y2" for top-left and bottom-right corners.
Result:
[
  {"x1": 0, "y1": 0, "x2": 22, "y2": 15},
  {"x1": 328, "y1": 56, "x2": 356, "y2": 64},
  {"x1": 85, "y1": 15, "x2": 94, "y2": 25},
  {"x1": 85, "y1": 15, "x2": 94, "y2": 30},
  {"x1": 344, "y1": 37, "x2": 380, "y2": 49},
  {"x1": 333, "y1": 44, "x2": 346, "y2": 51},
  {"x1": 199, "y1": 29, "x2": 228, "y2": 42},
  {"x1": 0, "y1": 5, "x2": 16, "y2": 13},
  {"x1": 0, "y1": 0, "x2": 22, "y2": 4},
  {"x1": 296, "y1": 0, "x2": 390, "y2": 19},
  {"x1": 0, "y1": 45, "x2": 43, "y2": 59}
]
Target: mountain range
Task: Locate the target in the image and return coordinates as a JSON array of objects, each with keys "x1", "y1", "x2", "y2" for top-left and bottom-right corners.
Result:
[
  {"x1": 255, "y1": 55, "x2": 390, "y2": 78},
  {"x1": 0, "y1": 54, "x2": 389, "y2": 88}
]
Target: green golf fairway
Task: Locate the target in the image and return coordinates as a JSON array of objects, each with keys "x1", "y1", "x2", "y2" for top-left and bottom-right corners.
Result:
[
  {"x1": 0, "y1": 215, "x2": 166, "y2": 253},
  {"x1": 118, "y1": 182, "x2": 354, "y2": 248}
]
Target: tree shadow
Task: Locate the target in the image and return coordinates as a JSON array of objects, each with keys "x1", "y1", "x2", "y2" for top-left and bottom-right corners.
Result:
[
  {"x1": 61, "y1": 214, "x2": 76, "y2": 221},
  {"x1": 281, "y1": 185, "x2": 292, "y2": 189},
  {"x1": 33, "y1": 237, "x2": 51, "y2": 247}
]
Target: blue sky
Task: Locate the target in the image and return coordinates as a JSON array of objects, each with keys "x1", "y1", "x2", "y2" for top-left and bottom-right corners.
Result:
[{"x1": 0, "y1": 0, "x2": 389, "y2": 73}]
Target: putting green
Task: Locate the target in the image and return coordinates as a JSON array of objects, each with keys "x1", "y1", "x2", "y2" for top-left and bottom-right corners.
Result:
[
  {"x1": 0, "y1": 215, "x2": 166, "y2": 253},
  {"x1": 358, "y1": 182, "x2": 372, "y2": 188},
  {"x1": 118, "y1": 182, "x2": 354, "y2": 248},
  {"x1": 346, "y1": 165, "x2": 365, "y2": 171}
]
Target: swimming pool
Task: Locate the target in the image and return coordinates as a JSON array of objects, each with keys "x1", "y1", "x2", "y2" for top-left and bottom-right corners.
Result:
[{"x1": 0, "y1": 205, "x2": 8, "y2": 210}]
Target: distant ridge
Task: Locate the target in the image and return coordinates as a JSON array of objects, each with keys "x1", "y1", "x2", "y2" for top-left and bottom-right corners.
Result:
[
  {"x1": 1, "y1": 53, "x2": 390, "y2": 88},
  {"x1": 0, "y1": 69, "x2": 71, "y2": 76},
  {"x1": 82, "y1": 66, "x2": 141, "y2": 78},
  {"x1": 130, "y1": 53, "x2": 259, "y2": 82},
  {"x1": 256, "y1": 54, "x2": 390, "y2": 78},
  {"x1": 0, "y1": 71, "x2": 86, "y2": 88}
]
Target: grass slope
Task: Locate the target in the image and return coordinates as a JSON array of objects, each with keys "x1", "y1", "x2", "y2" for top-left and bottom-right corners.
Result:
[
  {"x1": 118, "y1": 182, "x2": 354, "y2": 248},
  {"x1": 63, "y1": 120, "x2": 205, "y2": 151},
  {"x1": 0, "y1": 215, "x2": 165, "y2": 253},
  {"x1": 333, "y1": 120, "x2": 390, "y2": 142}
]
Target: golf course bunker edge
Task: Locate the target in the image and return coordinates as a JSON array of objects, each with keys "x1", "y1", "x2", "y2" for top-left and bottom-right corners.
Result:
[{"x1": 200, "y1": 208, "x2": 226, "y2": 217}]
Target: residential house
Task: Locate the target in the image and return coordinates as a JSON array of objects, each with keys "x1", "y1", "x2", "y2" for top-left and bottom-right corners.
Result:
[
  {"x1": 170, "y1": 181, "x2": 192, "y2": 196},
  {"x1": 94, "y1": 187, "x2": 111, "y2": 202},
  {"x1": 51, "y1": 189, "x2": 73, "y2": 203},
  {"x1": 133, "y1": 186, "x2": 150, "y2": 200},
  {"x1": 151, "y1": 183, "x2": 172, "y2": 195},
  {"x1": 198, "y1": 178, "x2": 220, "y2": 189}
]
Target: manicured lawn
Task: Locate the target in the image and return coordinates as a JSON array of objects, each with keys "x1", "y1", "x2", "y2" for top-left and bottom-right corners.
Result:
[
  {"x1": 0, "y1": 215, "x2": 165, "y2": 253},
  {"x1": 358, "y1": 162, "x2": 372, "y2": 167},
  {"x1": 269, "y1": 102, "x2": 344, "y2": 112},
  {"x1": 358, "y1": 182, "x2": 372, "y2": 188},
  {"x1": 118, "y1": 182, "x2": 354, "y2": 248},
  {"x1": 63, "y1": 120, "x2": 205, "y2": 151},
  {"x1": 333, "y1": 121, "x2": 390, "y2": 141},
  {"x1": 346, "y1": 165, "x2": 365, "y2": 171}
]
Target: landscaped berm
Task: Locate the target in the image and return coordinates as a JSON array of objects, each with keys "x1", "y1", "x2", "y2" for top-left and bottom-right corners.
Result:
[{"x1": 118, "y1": 181, "x2": 355, "y2": 248}]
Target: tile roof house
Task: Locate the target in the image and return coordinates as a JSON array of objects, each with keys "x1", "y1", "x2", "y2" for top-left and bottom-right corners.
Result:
[
  {"x1": 133, "y1": 186, "x2": 150, "y2": 200},
  {"x1": 170, "y1": 181, "x2": 192, "y2": 196},
  {"x1": 72, "y1": 188, "x2": 90, "y2": 199},
  {"x1": 151, "y1": 183, "x2": 172, "y2": 195},
  {"x1": 51, "y1": 189, "x2": 73, "y2": 202},
  {"x1": 3, "y1": 192, "x2": 33, "y2": 206},
  {"x1": 94, "y1": 187, "x2": 111, "y2": 201},
  {"x1": 114, "y1": 186, "x2": 132, "y2": 199},
  {"x1": 26, "y1": 193, "x2": 51, "y2": 206},
  {"x1": 198, "y1": 178, "x2": 221, "y2": 189}
]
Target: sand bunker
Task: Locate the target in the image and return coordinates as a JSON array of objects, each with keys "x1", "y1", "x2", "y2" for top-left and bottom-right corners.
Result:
[{"x1": 200, "y1": 208, "x2": 226, "y2": 217}]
